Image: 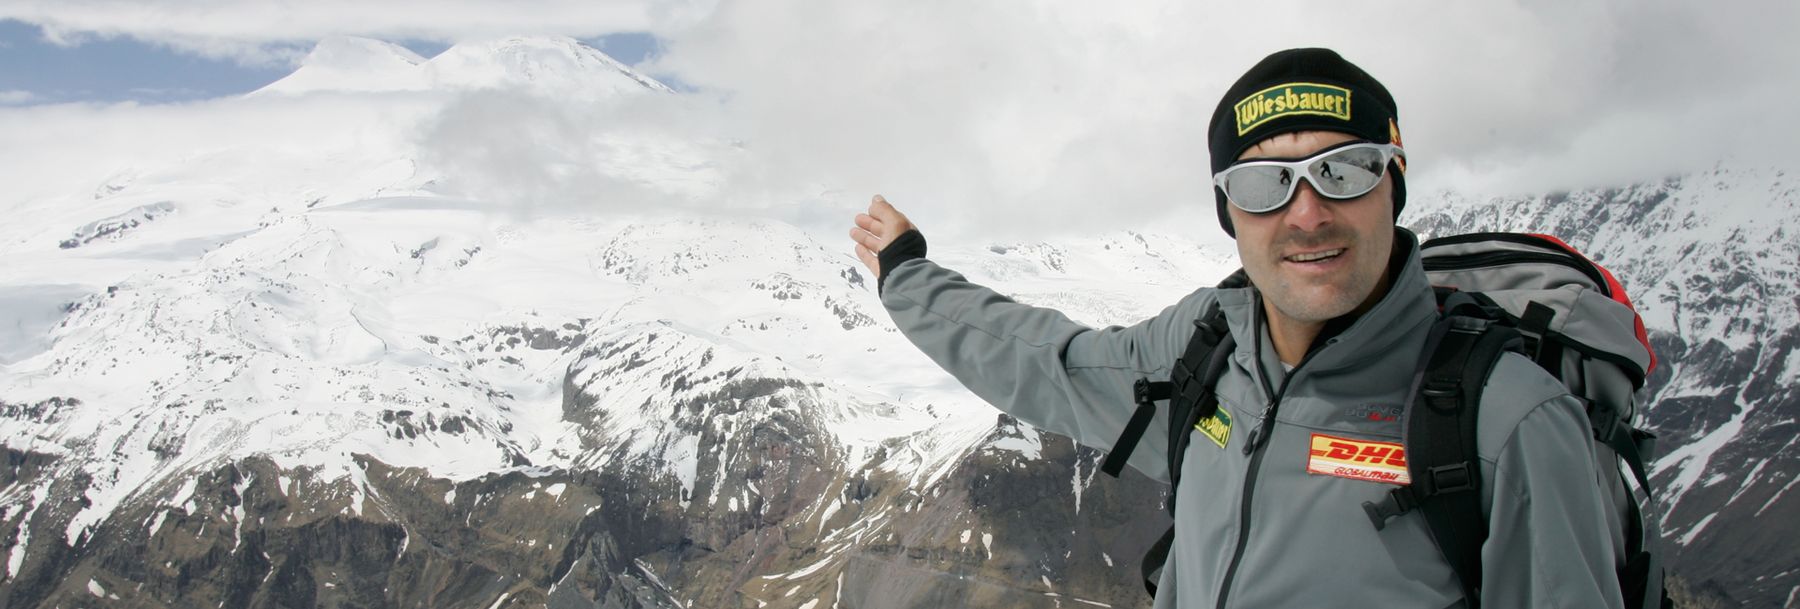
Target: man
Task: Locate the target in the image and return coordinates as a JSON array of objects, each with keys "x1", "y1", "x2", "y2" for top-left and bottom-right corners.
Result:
[{"x1": 848, "y1": 48, "x2": 1622, "y2": 607}]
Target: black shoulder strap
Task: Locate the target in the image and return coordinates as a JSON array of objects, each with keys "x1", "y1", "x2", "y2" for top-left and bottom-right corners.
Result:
[
  {"x1": 1098, "y1": 299, "x2": 1234, "y2": 597},
  {"x1": 1101, "y1": 301, "x2": 1230, "y2": 478},
  {"x1": 1362, "y1": 294, "x2": 1521, "y2": 608},
  {"x1": 1585, "y1": 371, "x2": 1666, "y2": 609},
  {"x1": 1164, "y1": 327, "x2": 1236, "y2": 504},
  {"x1": 1135, "y1": 327, "x2": 1236, "y2": 595},
  {"x1": 1368, "y1": 291, "x2": 1668, "y2": 609}
]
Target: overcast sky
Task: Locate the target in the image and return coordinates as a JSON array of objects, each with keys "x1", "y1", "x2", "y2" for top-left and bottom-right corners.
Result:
[{"x1": 2, "y1": 0, "x2": 1796, "y2": 245}]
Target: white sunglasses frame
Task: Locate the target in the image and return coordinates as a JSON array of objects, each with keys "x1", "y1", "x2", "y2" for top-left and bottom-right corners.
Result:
[{"x1": 1212, "y1": 141, "x2": 1405, "y2": 214}]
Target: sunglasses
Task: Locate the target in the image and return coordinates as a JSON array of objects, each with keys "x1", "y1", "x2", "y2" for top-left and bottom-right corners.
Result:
[{"x1": 1213, "y1": 141, "x2": 1405, "y2": 214}]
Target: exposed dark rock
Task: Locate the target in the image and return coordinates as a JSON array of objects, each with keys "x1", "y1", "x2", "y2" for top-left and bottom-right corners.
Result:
[{"x1": 0, "y1": 453, "x2": 680, "y2": 609}]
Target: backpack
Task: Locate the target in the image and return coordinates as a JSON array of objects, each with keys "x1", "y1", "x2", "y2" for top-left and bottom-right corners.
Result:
[{"x1": 1100, "y1": 232, "x2": 1670, "y2": 609}]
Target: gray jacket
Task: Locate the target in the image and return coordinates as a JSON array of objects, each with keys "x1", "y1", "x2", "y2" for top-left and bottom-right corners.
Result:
[{"x1": 879, "y1": 229, "x2": 1624, "y2": 608}]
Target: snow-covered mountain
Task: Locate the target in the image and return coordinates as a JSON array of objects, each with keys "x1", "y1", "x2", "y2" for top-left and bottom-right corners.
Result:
[
  {"x1": 1, "y1": 34, "x2": 1793, "y2": 609},
  {"x1": 255, "y1": 36, "x2": 432, "y2": 94},
  {"x1": 0, "y1": 184, "x2": 1216, "y2": 607},
  {"x1": 257, "y1": 35, "x2": 674, "y2": 97},
  {"x1": 1408, "y1": 169, "x2": 1800, "y2": 609},
  {"x1": 0, "y1": 36, "x2": 1227, "y2": 608}
]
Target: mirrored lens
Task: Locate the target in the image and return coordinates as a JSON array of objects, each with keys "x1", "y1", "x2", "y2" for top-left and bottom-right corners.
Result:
[
  {"x1": 1223, "y1": 166, "x2": 1294, "y2": 213},
  {"x1": 1308, "y1": 146, "x2": 1386, "y2": 198}
]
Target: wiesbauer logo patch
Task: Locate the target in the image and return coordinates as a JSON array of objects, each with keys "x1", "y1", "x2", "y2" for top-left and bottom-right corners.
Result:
[{"x1": 1233, "y1": 82, "x2": 1353, "y2": 135}]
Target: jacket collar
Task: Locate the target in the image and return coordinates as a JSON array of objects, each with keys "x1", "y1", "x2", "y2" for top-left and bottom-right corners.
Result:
[{"x1": 1213, "y1": 228, "x2": 1439, "y2": 381}]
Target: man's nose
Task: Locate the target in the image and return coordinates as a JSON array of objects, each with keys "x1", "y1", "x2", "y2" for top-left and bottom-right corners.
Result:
[{"x1": 1283, "y1": 180, "x2": 1335, "y2": 232}]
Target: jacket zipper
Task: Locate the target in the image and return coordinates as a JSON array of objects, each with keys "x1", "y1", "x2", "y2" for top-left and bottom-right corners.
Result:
[
  {"x1": 1421, "y1": 250, "x2": 1612, "y2": 297},
  {"x1": 1214, "y1": 299, "x2": 1319, "y2": 609}
]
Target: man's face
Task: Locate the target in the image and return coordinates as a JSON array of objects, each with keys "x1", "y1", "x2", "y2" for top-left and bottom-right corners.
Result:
[{"x1": 1227, "y1": 130, "x2": 1395, "y2": 324}]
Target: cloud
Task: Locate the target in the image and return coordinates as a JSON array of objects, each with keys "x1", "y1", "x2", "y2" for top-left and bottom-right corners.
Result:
[
  {"x1": 640, "y1": 0, "x2": 1800, "y2": 242},
  {"x1": 125, "y1": 87, "x2": 211, "y2": 100},
  {"x1": 2, "y1": 0, "x2": 714, "y2": 66},
  {"x1": 0, "y1": 90, "x2": 37, "y2": 105},
  {"x1": 0, "y1": 72, "x2": 742, "y2": 240},
  {"x1": 414, "y1": 88, "x2": 740, "y2": 220},
  {"x1": 0, "y1": 93, "x2": 443, "y2": 212},
  {"x1": 4, "y1": 0, "x2": 1796, "y2": 247}
]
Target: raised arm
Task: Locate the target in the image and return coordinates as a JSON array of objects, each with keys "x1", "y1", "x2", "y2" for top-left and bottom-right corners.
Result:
[{"x1": 850, "y1": 195, "x2": 1213, "y2": 482}]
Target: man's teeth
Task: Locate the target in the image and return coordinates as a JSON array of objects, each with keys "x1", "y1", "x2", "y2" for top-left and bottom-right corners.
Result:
[{"x1": 1287, "y1": 249, "x2": 1345, "y2": 263}]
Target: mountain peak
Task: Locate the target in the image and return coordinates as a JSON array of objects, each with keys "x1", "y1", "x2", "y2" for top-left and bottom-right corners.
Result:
[
  {"x1": 254, "y1": 35, "x2": 673, "y2": 97},
  {"x1": 256, "y1": 36, "x2": 429, "y2": 95},
  {"x1": 304, "y1": 36, "x2": 428, "y2": 70},
  {"x1": 426, "y1": 36, "x2": 675, "y2": 95}
]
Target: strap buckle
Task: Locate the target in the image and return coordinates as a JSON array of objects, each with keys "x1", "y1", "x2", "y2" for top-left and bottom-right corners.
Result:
[
  {"x1": 1420, "y1": 379, "x2": 1461, "y2": 411},
  {"x1": 1424, "y1": 462, "x2": 1476, "y2": 495},
  {"x1": 1105, "y1": 379, "x2": 1172, "y2": 478},
  {"x1": 1134, "y1": 377, "x2": 1170, "y2": 406},
  {"x1": 1366, "y1": 463, "x2": 1477, "y2": 530},
  {"x1": 1363, "y1": 487, "x2": 1418, "y2": 530},
  {"x1": 1447, "y1": 315, "x2": 1492, "y2": 335},
  {"x1": 1585, "y1": 396, "x2": 1625, "y2": 444}
]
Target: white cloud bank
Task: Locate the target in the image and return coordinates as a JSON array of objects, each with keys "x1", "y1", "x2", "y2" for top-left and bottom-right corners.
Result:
[
  {"x1": 645, "y1": 0, "x2": 1800, "y2": 240},
  {"x1": 2, "y1": 0, "x2": 1796, "y2": 245},
  {"x1": 1, "y1": 0, "x2": 712, "y2": 65}
]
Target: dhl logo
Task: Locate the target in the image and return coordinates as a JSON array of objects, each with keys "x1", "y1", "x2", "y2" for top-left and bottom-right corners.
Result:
[
  {"x1": 1306, "y1": 434, "x2": 1410, "y2": 485},
  {"x1": 1312, "y1": 438, "x2": 1407, "y2": 466}
]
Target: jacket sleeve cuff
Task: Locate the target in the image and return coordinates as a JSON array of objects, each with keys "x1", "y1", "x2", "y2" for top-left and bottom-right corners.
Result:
[{"x1": 877, "y1": 228, "x2": 928, "y2": 296}]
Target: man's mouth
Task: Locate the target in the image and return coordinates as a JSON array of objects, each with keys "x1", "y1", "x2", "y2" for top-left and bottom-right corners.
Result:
[{"x1": 1284, "y1": 248, "x2": 1346, "y2": 263}]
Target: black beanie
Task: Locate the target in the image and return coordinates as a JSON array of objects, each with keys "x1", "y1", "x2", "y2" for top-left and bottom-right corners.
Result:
[{"x1": 1208, "y1": 48, "x2": 1406, "y2": 237}]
